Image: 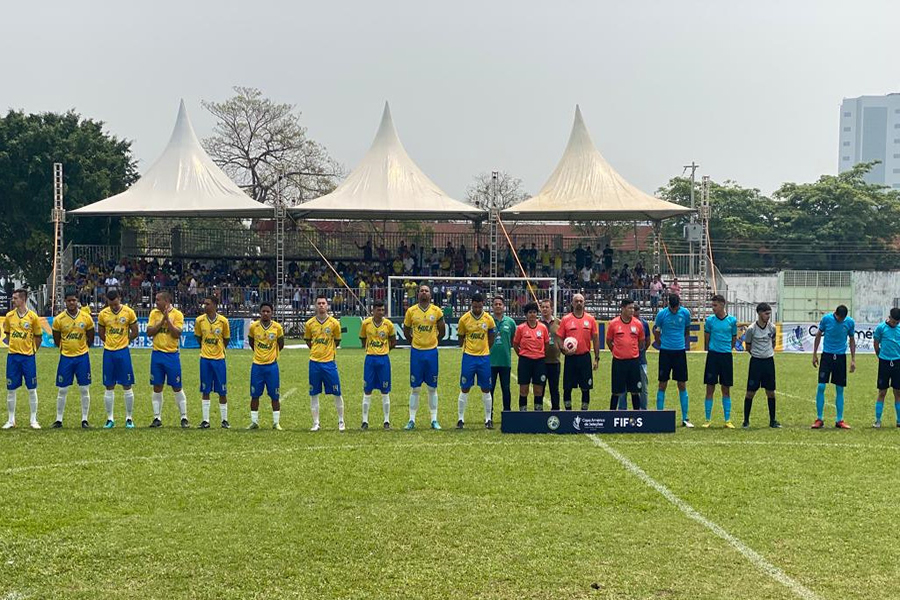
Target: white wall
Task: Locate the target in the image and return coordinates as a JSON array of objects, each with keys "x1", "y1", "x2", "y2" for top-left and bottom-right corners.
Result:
[
  {"x1": 852, "y1": 271, "x2": 900, "y2": 322},
  {"x1": 723, "y1": 275, "x2": 778, "y2": 303}
]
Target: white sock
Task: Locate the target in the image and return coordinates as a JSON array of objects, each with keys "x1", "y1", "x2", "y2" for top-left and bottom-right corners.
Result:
[
  {"x1": 362, "y1": 394, "x2": 372, "y2": 423},
  {"x1": 124, "y1": 389, "x2": 134, "y2": 420},
  {"x1": 56, "y1": 387, "x2": 69, "y2": 422},
  {"x1": 428, "y1": 387, "x2": 439, "y2": 421},
  {"x1": 409, "y1": 388, "x2": 420, "y2": 421},
  {"x1": 382, "y1": 393, "x2": 391, "y2": 423},
  {"x1": 458, "y1": 392, "x2": 469, "y2": 421},
  {"x1": 151, "y1": 392, "x2": 163, "y2": 419},
  {"x1": 250, "y1": 410, "x2": 259, "y2": 424},
  {"x1": 104, "y1": 390, "x2": 115, "y2": 420},
  {"x1": 202, "y1": 399, "x2": 211, "y2": 422},
  {"x1": 310, "y1": 394, "x2": 320, "y2": 426},
  {"x1": 7, "y1": 390, "x2": 16, "y2": 423},
  {"x1": 273, "y1": 410, "x2": 280, "y2": 425},
  {"x1": 27, "y1": 389, "x2": 38, "y2": 423},
  {"x1": 174, "y1": 390, "x2": 187, "y2": 419},
  {"x1": 335, "y1": 396, "x2": 345, "y2": 424},
  {"x1": 79, "y1": 386, "x2": 91, "y2": 422},
  {"x1": 219, "y1": 402, "x2": 228, "y2": 422},
  {"x1": 482, "y1": 392, "x2": 493, "y2": 422}
]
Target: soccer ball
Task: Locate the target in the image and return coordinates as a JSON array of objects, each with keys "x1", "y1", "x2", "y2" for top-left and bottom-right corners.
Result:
[{"x1": 563, "y1": 337, "x2": 578, "y2": 353}]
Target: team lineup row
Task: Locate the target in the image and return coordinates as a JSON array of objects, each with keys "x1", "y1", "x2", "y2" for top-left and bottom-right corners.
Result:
[{"x1": 4, "y1": 286, "x2": 900, "y2": 431}]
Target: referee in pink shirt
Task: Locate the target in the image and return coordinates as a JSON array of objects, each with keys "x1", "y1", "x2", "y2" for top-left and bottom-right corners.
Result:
[
  {"x1": 513, "y1": 302, "x2": 550, "y2": 410},
  {"x1": 606, "y1": 298, "x2": 646, "y2": 410}
]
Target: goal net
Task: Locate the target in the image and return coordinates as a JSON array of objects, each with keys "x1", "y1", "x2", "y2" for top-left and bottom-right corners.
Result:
[{"x1": 387, "y1": 276, "x2": 558, "y2": 319}]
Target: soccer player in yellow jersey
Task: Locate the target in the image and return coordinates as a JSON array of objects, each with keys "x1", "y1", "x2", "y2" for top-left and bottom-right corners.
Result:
[
  {"x1": 3, "y1": 289, "x2": 44, "y2": 429},
  {"x1": 97, "y1": 289, "x2": 138, "y2": 428},
  {"x1": 194, "y1": 296, "x2": 231, "y2": 429},
  {"x1": 402, "y1": 284, "x2": 446, "y2": 430},
  {"x1": 456, "y1": 292, "x2": 496, "y2": 429},
  {"x1": 248, "y1": 302, "x2": 284, "y2": 430},
  {"x1": 147, "y1": 291, "x2": 188, "y2": 428},
  {"x1": 305, "y1": 295, "x2": 344, "y2": 431},
  {"x1": 359, "y1": 299, "x2": 396, "y2": 429},
  {"x1": 50, "y1": 291, "x2": 95, "y2": 428}
]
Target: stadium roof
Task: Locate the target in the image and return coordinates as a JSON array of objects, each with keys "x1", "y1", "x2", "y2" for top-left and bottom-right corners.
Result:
[
  {"x1": 290, "y1": 102, "x2": 484, "y2": 221},
  {"x1": 502, "y1": 106, "x2": 691, "y2": 222},
  {"x1": 69, "y1": 100, "x2": 272, "y2": 218}
]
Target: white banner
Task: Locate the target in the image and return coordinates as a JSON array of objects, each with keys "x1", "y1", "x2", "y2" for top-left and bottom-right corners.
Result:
[{"x1": 781, "y1": 322, "x2": 879, "y2": 354}]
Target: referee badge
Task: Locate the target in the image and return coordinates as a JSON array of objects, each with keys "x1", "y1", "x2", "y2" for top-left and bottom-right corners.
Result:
[
  {"x1": 583, "y1": 320, "x2": 588, "y2": 327},
  {"x1": 536, "y1": 330, "x2": 542, "y2": 338}
]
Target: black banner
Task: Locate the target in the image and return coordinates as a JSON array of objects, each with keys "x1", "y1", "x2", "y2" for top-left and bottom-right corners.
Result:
[{"x1": 500, "y1": 410, "x2": 676, "y2": 434}]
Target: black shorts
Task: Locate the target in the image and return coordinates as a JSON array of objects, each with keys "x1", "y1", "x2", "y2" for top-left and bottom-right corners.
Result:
[
  {"x1": 611, "y1": 358, "x2": 642, "y2": 394},
  {"x1": 747, "y1": 356, "x2": 776, "y2": 392},
  {"x1": 818, "y1": 353, "x2": 847, "y2": 387},
  {"x1": 563, "y1": 353, "x2": 594, "y2": 390},
  {"x1": 877, "y1": 358, "x2": 900, "y2": 390},
  {"x1": 658, "y1": 349, "x2": 688, "y2": 383},
  {"x1": 703, "y1": 351, "x2": 733, "y2": 387},
  {"x1": 517, "y1": 356, "x2": 548, "y2": 386}
]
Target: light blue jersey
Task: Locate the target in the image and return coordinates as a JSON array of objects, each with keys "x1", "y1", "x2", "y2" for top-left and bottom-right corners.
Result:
[
  {"x1": 705, "y1": 314, "x2": 737, "y2": 353},
  {"x1": 655, "y1": 307, "x2": 692, "y2": 351},
  {"x1": 818, "y1": 313, "x2": 855, "y2": 355},
  {"x1": 874, "y1": 321, "x2": 900, "y2": 361}
]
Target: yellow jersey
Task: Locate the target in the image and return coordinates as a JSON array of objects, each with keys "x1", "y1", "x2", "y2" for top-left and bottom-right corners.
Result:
[
  {"x1": 360, "y1": 317, "x2": 395, "y2": 356},
  {"x1": 2, "y1": 309, "x2": 42, "y2": 355},
  {"x1": 195, "y1": 313, "x2": 230, "y2": 360},
  {"x1": 97, "y1": 305, "x2": 137, "y2": 351},
  {"x1": 52, "y1": 309, "x2": 94, "y2": 357},
  {"x1": 148, "y1": 307, "x2": 184, "y2": 353},
  {"x1": 249, "y1": 320, "x2": 283, "y2": 365},
  {"x1": 457, "y1": 311, "x2": 496, "y2": 356},
  {"x1": 305, "y1": 315, "x2": 341, "y2": 363},
  {"x1": 403, "y1": 303, "x2": 444, "y2": 350}
]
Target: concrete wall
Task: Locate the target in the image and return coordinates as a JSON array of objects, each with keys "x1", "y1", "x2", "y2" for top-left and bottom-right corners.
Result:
[{"x1": 723, "y1": 275, "x2": 778, "y2": 303}]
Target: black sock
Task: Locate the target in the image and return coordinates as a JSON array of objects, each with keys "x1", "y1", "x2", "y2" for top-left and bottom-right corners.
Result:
[
  {"x1": 563, "y1": 389, "x2": 572, "y2": 409},
  {"x1": 631, "y1": 394, "x2": 641, "y2": 410},
  {"x1": 534, "y1": 395, "x2": 543, "y2": 410},
  {"x1": 581, "y1": 390, "x2": 590, "y2": 410},
  {"x1": 767, "y1": 396, "x2": 776, "y2": 422},
  {"x1": 609, "y1": 395, "x2": 619, "y2": 410},
  {"x1": 743, "y1": 396, "x2": 753, "y2": 423},
  {"x1": 519, "y1": 395, "x2": 527, "y2": 408}
]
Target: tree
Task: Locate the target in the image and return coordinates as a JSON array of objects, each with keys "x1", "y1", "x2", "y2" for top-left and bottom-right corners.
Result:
[
  {"x1": 0, "y1": 110, "x2": 138, "y2": 287},
  {"x1": 465, "y1": 171, "x2": 529, "y2": 211},
  {"x1": 202, "y1": 87, "x2": 343, "y2": 206}
]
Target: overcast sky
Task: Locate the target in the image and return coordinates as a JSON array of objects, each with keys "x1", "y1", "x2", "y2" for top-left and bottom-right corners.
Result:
[{"x1": 3, "y1": 0, "x2": 898, "y2": 200}]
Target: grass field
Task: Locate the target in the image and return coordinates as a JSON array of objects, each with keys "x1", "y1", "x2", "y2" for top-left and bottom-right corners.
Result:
[{"x1": 0, "y1": 348, "x2": 897, "y2": 600}]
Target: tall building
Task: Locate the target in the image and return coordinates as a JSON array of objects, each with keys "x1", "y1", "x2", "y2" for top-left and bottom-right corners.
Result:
[{"x1": 838, "y1": 93, "x2": 900, "y2": 189}]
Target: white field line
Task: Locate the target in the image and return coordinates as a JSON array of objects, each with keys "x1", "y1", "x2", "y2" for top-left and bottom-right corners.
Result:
[
  {"x1": 607, "y1": 438, "x2": 900, "y2": 451},
  {"x1": 281, "y1": 387, "x2": 298, "y2": 400},
  {"x1": 778, "y1": 389, "x2": 834, "y2": 409},
  {"x1": 587, "y1": 434, "x2": 823, "y2": 600},
  {"x1": 0, "y1": 438, "x2": 577, "y2": 476}
]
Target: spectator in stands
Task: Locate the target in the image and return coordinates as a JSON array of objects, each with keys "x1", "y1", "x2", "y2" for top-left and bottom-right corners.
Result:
[
  {"x1": 669, "y1": 277, "x2": 682, "y2": 297},
  {"x1": 650, "y1": 274, "x2": 664, "y2": 309},
  {"x1": 603, "y1": 243, "x2": 614, "y2": 271}
]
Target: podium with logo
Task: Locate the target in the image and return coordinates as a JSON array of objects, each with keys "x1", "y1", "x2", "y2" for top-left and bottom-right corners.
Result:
[{"x1": 500, "y1": 410, "x2": 676, "y2": 434}]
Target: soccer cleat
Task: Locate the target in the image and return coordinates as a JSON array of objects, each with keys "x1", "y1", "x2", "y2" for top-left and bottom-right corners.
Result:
[
  {"x1": 897, "y1": 422, "x2": 900, "y2": 428},
  {"x1": 564, "y1": 402, "x2": 573, "y2": 411},
  {"x1": 1, "y1": 421, "x2": 14, "y2": 430},
  {"x1": 199, "y1": 421, "x2": 210, "y2": 429},
  {"x1": 247, "y1": 422, "x2": 260, "y2": 430},
  {"x1": 51, "y1": 421, "x2": 63, "y2": 429},
  {"x1": 180, "y1": 418, "x2": 190, "y2": 429},
  {"x1": 310, "y1": 423, "x2": 320, "y2": 432},
  {"x1": 681, "y1": 420, "x2": 694, "y2": 428},
  {"x1": 534, "y1": 404, "x2": 544, "y2": 412},
  {"x1": 273, "y1": 423, "x2": 283, "y2": 431},
  {"x1": 873, "y1": 420, "x2": 882, "y2": 429},
  {"x1": 404, "y1": 420, "x2": 415, "y2": 430},
  {"x1": 103, "y1": 420, "x2": 115, "y2": 429},
  {"x1": 81, "y1": 420, "x2": 90, "y2": 429},
  {"x1": 30, "y1": 421, "x2": 41, "y2": 430},
  {"x1": 221, "y1": 420, "x2": 230, "y2": 429},
  {"x1": 701, "y1": 420, "x2": 712, "y2": 428},
  {"x1": 383, "y1": 421, "x2": 390, "y2": 430},
  {"x1": 431, "y1": 420, "x2": 441, "y2": 430},
  {"x1": 338, "y1": 421, "x2": 346, "y2": 432},
  {"x1": 361, "y1": 422, "x2": 369, "y2": 430},
  {"x1": 811, "y1": 419, "x2": 824, "y2": 429},
  {"x1": 149, "y1": 418, "x2": 162, "y2": 428},
  {"x1": 769, "y1": 420, "x2": 782, "y2": 429},
  {"x1": 724, "y1": 421, "x2": 735, "y2": 429},
  {"x1": 125, "y1": 419, "x2": 135, "y2": 429},
  {"x1": 835, "y1": 420, "x2": 851, "y2": 430},
  {"x1": 485, "y1": 419, "x2": 494, "y2": 430},
  {"x1": 519, "y1": 406, "x2": 528, "y2": 412},
  {"x1": 742, "y1": 421, "x2": 750, "y2": 429},
  {"x1": 456, "y1": 419, "x2": 464, "y2": 429}
]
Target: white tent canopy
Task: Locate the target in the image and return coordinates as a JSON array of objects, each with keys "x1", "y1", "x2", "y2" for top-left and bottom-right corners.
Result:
[
  {"x1": 291, "y1": 102, "x2": 484, "y2": 221},
  {"x1": 503, "y1": 106, "x2": 691, "y2": 221},
  {"x1": 70, "y1": 100, "x2": 272, "y2": 218}
]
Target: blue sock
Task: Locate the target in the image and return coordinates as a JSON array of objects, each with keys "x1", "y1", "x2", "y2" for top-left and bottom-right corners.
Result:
[
  {"x1": 656, "y1": 390, "x2": 665, "y2": 411},
  {"x1": 704, "y1": 398, "x2": 713, "y2": 421},
  {"x1": 895, "y1": 401, "x2": 900, "y2": 424},
  {"x1": 679, "y1": 390, "x2": 689, "y2": 421},
  {"x1": 723, "y1": 397, "x2": 732, "y2": 422},
  {"x1": 835, "y1": 386, "x2": 845, "y2": 422},
  {"x1": 876, "y1": 400, "x2": 885, "y2": 421},
  {"x1": 815, "y1": 383, "x2": 826, "y2": 420}
]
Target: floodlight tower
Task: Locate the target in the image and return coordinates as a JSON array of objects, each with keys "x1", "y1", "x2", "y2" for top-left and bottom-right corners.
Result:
[
  {"x1": 51, "y1": 163, "x2": 66, "y2": 313},
  {"x1": 489, "y1": 171, "x2": 500, "y2": 296}
]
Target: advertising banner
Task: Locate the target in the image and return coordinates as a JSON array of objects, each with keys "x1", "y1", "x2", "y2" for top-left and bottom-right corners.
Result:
[
  {"x1": 781, "y1": 322, "x2": 878, "y2": 353},
  {"x1": 501, "y1": 410, "x2": 677, "y2": 434}
]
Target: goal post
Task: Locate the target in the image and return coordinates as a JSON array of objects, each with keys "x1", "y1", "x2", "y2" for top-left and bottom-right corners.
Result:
[{"x1": 387, "y1": 276, "x2": 558, "y2": 319}]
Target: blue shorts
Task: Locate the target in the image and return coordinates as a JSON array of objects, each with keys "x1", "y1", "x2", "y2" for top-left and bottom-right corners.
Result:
[
  {"x1": 410, "y1": 347, "x2": 439, "y2": 388},
  {"x1": 57, "y1": 353, "x2": 92, "y2": 387},
  {"x1": 6, "y1": 354, "x2": 37, "y2": 391},
  {"x1": 363, "y1": 354, "x2": 391, "y2": 394},
  {"x1": 200, "y1": 357, "x2": 227, "y2": 396},
  {"x1": 460, "y1": 353, "x2": 491, "y2": 391},
  {"x1": 103, "y1": 348, "x2": 134, "y2": 387},
  {"x1": 250, "y1": 362, "x2": 280, "y2": 400},
  {"x1": 150, "y1": 351, "x2": 182, "y2": 388},
  {"x1": 309, "y1": 360, "x2": 341, "y2": 396}
]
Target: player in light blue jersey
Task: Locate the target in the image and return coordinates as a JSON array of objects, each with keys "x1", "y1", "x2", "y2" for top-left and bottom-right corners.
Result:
[
  {"x1": 702, "y1": 294, "x2": 738, "y2": 428},
  {"x1": 811, "y1": 305, "x2": 856, "y2": 429},
  {"x1": 654, "y1": 294, "x2": 694, "y2": 427},
  {"x1": 872, "y1": 307, "x2": 900, "y2": 428}
]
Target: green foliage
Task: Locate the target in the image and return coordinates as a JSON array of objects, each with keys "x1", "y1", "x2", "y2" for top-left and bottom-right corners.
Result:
[{"x1": 0, "y1": 110, "x2": 137, "y2": 286}]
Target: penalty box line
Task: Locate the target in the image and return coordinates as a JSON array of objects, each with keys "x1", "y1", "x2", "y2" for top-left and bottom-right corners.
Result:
[{"x1": 587, "y1": 434, "x2": 823, "y2": 600}]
